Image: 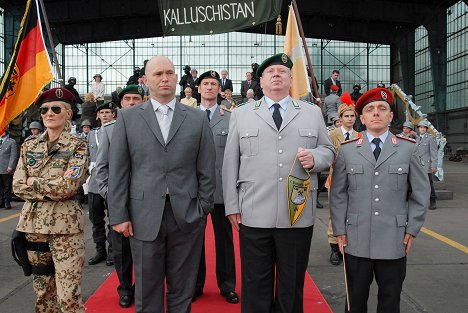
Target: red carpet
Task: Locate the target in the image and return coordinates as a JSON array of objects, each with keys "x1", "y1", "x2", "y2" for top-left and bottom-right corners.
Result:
[{"x1": 85, "y1": 217, "x2": 332, "y2": 312}]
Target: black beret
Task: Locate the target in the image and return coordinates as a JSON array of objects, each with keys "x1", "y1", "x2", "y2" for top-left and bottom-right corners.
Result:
[
  {"x1": 256, "y1": 53, "x2": 293, "y2": 77},
  {"x1": 198, "y1": 70, "x2": 221, "y2": 84}
]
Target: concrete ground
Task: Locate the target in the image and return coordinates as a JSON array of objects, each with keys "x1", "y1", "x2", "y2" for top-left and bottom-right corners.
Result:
[{"x1": 1, "y1": 158, "x2": 467, "y2": 312}]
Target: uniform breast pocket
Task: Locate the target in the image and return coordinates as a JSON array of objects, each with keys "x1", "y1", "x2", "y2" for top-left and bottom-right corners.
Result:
[
  {"x1": 347, "y1": 164, "x2": 364, "y2": 190},
  {"x1": 240, "y1": 128, "x2": 259, "y2": 157},
  {"x1": 298, "y1": 128, "x2": 318, "y2": 149},
  {"x1": 216, "y1": 128, "x2": 229, "y2": 148},
  {"x1": 388, "y1": 164, "x2": 409, "y2": 190}
]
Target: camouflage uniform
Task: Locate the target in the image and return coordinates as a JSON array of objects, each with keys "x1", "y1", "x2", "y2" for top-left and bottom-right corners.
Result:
[{"x1": 14, "y1": 130, "x2": 88, "y2": 313}]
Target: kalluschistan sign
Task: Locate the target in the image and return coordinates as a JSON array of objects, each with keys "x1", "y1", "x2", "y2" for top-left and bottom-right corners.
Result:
[{"x1": 158, "y1": 0, "x2": 282, "y2": 36}]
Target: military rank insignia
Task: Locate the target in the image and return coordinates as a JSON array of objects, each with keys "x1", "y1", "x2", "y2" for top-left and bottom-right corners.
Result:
[
  {"x1": 287, "y1": 156, "x2": 311, "y2": 226},
  {"x1": 68, "y1": 166, "x2": 81, "y2": 179}
]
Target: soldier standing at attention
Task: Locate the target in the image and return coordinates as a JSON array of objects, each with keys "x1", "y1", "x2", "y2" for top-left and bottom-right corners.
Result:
[
  {"x1": 14, "y1": 88, "x2": 89, "y2": 312},
  {"x1": 193, "y1": 71, "x2": 238, "y2": 304},
  {"x1": 223, "y1": 53, "x2": 335, "y2": 313},
  {"x1": 330, "y1": 88, "x2": 430, "y2": 313},
  {"x1": 326, "y1": 93, "x2": 360, "y2": 266},
  {"x1": 88, "y1": 102, "x2": 117, "y2": 266},
  {"x1": 94, "y1": 85, "x2": 145, "y2": 308},
  {"x1": 416, "y1": 120, "x2": 438, "y2": 209}
]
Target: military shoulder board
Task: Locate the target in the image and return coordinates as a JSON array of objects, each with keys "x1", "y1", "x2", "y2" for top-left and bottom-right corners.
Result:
[
  {"x1": 103, "y1": 120, "x2": 116, "y2": 127},
  {"x1": 341, "y1": 137, "x2": 360, "y2": 145},
  {"x1": 396, "y1": 134, "x2": 416, "y2": 143}
]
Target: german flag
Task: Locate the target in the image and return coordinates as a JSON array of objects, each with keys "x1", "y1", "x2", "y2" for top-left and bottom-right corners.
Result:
[{"x1": 0, "y1": 0, "x2": 53, "y2": 132}]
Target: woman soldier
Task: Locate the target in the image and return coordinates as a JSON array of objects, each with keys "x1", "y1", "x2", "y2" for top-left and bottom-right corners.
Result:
[{"x1": 14, "y1": 88, "x2": 89, "y2": 312}]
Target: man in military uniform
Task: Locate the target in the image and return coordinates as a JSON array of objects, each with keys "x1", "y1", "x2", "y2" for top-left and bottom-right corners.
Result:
[
  {"x1": 94, "y1": 85, "x2": 144, "y2": 308},
  {"x1": 399, "y1": 121, "x2": 417, "y2": 139},
  {"x1": 326, "y1": 95, "x2": 360, "y2": 265},
  {"x1": 88, "y1": 102, "x2": 117, "y2": 265},
  {"x1": 0, "y1": 129, "x2": 18, "y2": 209},
  {"x1": 193, "y1": 71, "x2": 238, "y2": 304},
  {"x1": 330, "y1": 88, "x2": 430, "y2": 313},
  {"x1": 223, "y1": 53, "x2": 335, "y2": 312},
  {"x1": 416, "y1": 120, "x2": 438, "y2": 210},
  {"x1": 14, "y1": 87, "x2": 89, "y2": 313},
  {"x1": 28, "y1": 121, "x2": 43, "y2": 137}
]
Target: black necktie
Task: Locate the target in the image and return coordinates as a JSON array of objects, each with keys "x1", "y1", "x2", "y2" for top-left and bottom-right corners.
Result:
[
  {"x1": 372, "y1": 138, "x2": 381, "y2": 160},
  {"x1": 272, "y1": 103, "x2": 282, "y2": 130},
  {"x1": 345, "y1": 132, "x2": 350, "y2": 141},
  {"x1": 206, "y1": 109, "x2": 211, "y2": 122}
]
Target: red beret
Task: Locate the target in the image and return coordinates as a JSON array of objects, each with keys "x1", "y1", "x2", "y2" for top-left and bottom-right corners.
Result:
[
  {"x1": 355, "y1": 88, "x2": 394, "y2": 114},
  {"x1": 35, "y1": 88, "x2": 75, "y2": 106},
  {"x1": 330, "y1": 85, "x2": 339, "y2": 91}
]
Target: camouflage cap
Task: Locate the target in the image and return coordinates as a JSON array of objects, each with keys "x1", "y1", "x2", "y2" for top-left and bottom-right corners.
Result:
[
  {"x1": 256, "y1": 53, "x2": 293, "y2": 77},
  {"x1": 119, "y1": 84, "x2": 145, "y2": 99}
]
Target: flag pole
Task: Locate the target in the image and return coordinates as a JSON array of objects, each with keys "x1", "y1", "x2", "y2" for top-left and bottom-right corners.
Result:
[
  {"x1": 291, "y1": 0, "x2": 319, "y2": 103},
  {"x1": 37, "y1": 0, "x2": 64, "y2": 87}
]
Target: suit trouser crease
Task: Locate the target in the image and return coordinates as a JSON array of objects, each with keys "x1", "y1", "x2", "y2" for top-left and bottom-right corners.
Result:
[{"x1": 131, "y1": 198, "x2": 206, "y2": 313}]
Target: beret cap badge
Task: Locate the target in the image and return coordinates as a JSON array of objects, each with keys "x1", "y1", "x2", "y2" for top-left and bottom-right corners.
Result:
[{"x1": 55, "y1": 88, "x2": 63, "y2": 98}]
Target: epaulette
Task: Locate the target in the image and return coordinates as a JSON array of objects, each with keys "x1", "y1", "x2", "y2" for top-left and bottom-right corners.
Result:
[
  {"x1": 396, "y1": 134, "x2": 416, "y2": 143},
  {"x1": 302, "y1": 100, "x2": 316, "y2": 106},
  {"x1": 341, "y1": 137, "x2": 360, "y2": 145},
  {"x1": 236, "y1": 101, "x2": 248, "y2": 108},
  {"x1": 103, "y1": 120, "x2": 116, "y2": 127}
]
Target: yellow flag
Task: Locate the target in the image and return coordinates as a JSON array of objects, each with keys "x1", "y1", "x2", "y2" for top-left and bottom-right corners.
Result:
[{"x1": 284, "y1": 5, "x2": 310, "y2": 99}]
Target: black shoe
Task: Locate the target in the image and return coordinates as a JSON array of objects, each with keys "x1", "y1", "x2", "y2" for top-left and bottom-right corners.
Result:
[
  {"x1": 316, "y1": 200, "x2": 324, "y2": 209},
  {"x1": 429, "y1": 200, "x2": 437, "y2": 210},
  {"x1": 119, "y1": 295, "x2": 133, "y2": 308},
  {"x1": 0, "y1": 202, "x2": 4, "y2": 208},
  {"x1": 192, "y1": 289, "x2": 203, "y2": 302},
  {"x1": 329, "y1": 244, "x2": 340, "y2": 266},
  {"x1": 220, "y1": 291, "x2": 239, "y2": 304},
  {"x1": 88, "y1": 251, "x2": 107, "y2": 265},
  {"x1": 106, "y1": 258, "x2": 114, "y2": 266}
]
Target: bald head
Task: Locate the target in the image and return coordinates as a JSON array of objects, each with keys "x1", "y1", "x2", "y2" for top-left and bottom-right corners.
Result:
[{"x1": 144, "y1": 56, "x2": 178, "y2": 104}]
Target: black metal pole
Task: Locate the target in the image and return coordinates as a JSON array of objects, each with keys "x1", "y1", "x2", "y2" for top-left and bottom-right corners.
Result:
[{"x1": 37, "y1": 0, "x2": 63, "y2": 87}]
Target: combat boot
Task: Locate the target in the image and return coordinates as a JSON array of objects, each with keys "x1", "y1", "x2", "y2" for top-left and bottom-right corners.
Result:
[
  {"x1": 329, "y1": 243, "x2": 340, "y2": 266},
  {"x1": 88, "y1": 242, "x2": 107, "y2": 265}
]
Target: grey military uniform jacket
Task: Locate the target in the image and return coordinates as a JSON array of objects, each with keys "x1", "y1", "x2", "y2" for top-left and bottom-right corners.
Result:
[
  {"x1": 0, "y1": 136, "x2": 18, "y2": 173},
  {"x1": 94, "y1": 121, "x2": 115, "y2": 199},
  {"x1": 87, "y1": 128, "x2": 101, "y2": 193},
  {"x1": 223, "y1": 98, "x2": 335, "y2": 228},
  {"x1": 416, "y1": 134, "x2": 437, "y2": 173},
  {"x1": 205, "y1": 106, "x2": 230, "y2": 204},
  {"x1": 330, "y1": 132, "x2": 430, "y2": 260}
]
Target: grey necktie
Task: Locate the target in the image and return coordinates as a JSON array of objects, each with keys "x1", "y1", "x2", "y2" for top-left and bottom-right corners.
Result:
[{"x1": 158, "y1": 105, "x2": 171, "y2": 143}]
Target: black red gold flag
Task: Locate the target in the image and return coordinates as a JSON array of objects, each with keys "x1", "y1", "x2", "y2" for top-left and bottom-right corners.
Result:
[{"x1": 0, "y1": 0, "x2": 53, "y2": 132}]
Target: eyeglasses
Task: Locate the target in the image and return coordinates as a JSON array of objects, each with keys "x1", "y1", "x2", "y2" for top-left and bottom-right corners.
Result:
[{"x1": 40, "y1": 106, "x2": 62, "y2": 115}]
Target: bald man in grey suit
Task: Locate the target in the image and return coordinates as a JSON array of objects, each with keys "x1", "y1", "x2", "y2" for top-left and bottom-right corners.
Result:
[{"x1": 108, "y1": 56, "x2": 215, "y2": 313}]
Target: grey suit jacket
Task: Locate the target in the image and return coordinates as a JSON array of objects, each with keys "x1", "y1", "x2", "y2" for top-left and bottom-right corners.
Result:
[
  {"x1": 87, "y1": 128, "x2": 101, "y2": 193},
  {"x1": 330, "y1": 132, "x2": 430, "y2": 259},
  {"x1": 206, "y1": 107, "x2": 230, "y2": 204},
  {"x1": 223, "y1": 98, "x2": 335, "y2": 228},
  {"x1": 108, "y1": 100, "x2": 216, "y2": 241},
  {"x1": 94, "y1": 121, "x2": 115, "y2": 199},
  {"x1": 0, "y1": 136, "x2": 18, "y2": 173},
  {"x1": 416, "y1": 134, "x2": 437, "y2": 173}
]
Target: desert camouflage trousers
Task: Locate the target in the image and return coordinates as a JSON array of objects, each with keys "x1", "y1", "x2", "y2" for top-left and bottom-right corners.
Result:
[{"x1": 26, "y1": 232, "x2": 85, "y2": 313}]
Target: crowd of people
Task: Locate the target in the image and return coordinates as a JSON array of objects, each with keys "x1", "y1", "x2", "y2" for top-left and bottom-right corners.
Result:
[{"x1": 5, "y1": 53, "x2": 440, "y2": 313}]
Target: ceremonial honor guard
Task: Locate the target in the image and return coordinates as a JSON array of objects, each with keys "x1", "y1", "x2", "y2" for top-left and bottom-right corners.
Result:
[
  {"x1": 330, "y1": 88, "x2": 430, "y2": 313},
  {"x1": 194, "y1": 71, "x2": 238, "y2": 304},
  {"x1": 399, "y1": 121, "x2": 417, "y2": 140},
  {"x1": 416, "y1": 120, "x2": 438, "y2": 209},
  {"x1": 223, "y1": 53, "x2": 335, "y2": 313}
]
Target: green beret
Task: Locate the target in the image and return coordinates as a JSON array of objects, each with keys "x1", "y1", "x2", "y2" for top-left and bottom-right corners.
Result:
[
  {"x1": 96, "y1": 101, "x2": 116, "y2": 112},
  {"x1": 119, "y1": 84, "x2": 145, "y2": 99},
  {"x1": 256, "y1": 53, "x2": 293, "y2": 77},
  {"x1": 198, "y1": 70, "x2": 220, "y2": 84}
]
